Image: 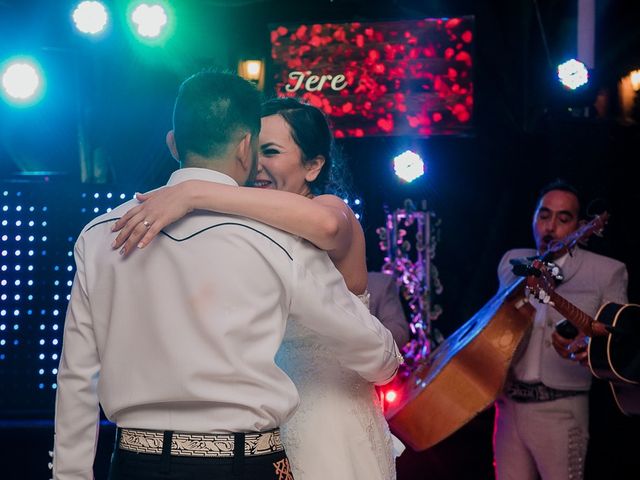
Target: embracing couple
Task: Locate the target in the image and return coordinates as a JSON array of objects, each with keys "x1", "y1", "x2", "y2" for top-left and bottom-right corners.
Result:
[{"x1": 53, "y1": 70, "x2": 403, "y2": 479}]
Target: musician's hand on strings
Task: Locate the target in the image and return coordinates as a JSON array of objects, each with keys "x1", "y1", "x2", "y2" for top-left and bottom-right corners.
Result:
[
  {"x1": 551, "y1": 330, "x2": 589, "y2": 365},
  {"x1": 552, "y1": 330, "x2": 571, "y2": 357}
]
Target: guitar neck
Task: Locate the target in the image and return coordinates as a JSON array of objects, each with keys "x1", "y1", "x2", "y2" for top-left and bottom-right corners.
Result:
[{"x1": 548, "y1": 291, "x2": 595, "y2": 336}]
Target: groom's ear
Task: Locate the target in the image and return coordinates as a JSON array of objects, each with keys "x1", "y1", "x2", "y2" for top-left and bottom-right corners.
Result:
[
  {"x1": 166, "y1": 130, "x2": 179, "y2": 163},
  {"x1": 236, "y1": 132, "x2": 253, "y2": 171}
]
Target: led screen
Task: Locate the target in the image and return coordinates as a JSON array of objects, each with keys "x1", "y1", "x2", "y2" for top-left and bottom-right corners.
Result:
[{"x1": 270, "y1": 16, "x2": 474, "y2": 137}]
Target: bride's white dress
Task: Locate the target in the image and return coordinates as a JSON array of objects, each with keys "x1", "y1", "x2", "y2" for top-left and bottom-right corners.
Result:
[{"x1": 275, "y1": 292, "x2": 396, "y2": 479}]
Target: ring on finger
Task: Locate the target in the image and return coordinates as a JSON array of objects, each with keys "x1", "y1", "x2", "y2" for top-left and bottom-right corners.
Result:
[{"x1": 143, "y1": 220, "x2": 151, "y2": 228}]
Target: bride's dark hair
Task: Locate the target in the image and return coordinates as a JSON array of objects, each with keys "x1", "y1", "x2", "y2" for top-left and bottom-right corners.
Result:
[{"x1": 260, "y1": 98, "x2": 352, "y2": 198}]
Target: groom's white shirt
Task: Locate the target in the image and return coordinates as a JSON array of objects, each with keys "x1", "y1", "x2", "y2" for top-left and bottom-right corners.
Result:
[{"x1": 53, "y1": 167, "x2": 400, "y2": 480}]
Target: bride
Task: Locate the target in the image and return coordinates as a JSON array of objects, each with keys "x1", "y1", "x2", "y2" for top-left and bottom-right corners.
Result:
[{"x1": 112, "y1": 97, "x2": 397, "y2": 479}]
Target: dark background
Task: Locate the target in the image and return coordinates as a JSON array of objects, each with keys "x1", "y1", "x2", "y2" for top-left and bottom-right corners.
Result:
[{"x1": 1, "y1": 0, "x2": 639, "y2": 478}]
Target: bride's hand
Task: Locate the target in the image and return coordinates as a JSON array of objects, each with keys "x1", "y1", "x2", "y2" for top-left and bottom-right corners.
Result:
[{"x1": 111, "y1": 183, "x2": 194, "y2": 256}]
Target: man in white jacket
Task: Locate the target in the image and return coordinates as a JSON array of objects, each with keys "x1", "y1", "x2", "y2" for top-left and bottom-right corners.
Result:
[{"x1": 493, "y1": 179, "x2": 628, "y2": 480}]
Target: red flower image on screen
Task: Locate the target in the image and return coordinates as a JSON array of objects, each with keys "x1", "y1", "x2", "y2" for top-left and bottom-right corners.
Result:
[{"x1": 270, "y1": 17, "x2": 474, "y2": 138}]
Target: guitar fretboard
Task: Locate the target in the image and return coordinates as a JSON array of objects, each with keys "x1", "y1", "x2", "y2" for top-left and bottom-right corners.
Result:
[
  {"x1": 548, "y1": 291, "x2": 611, "y2": 337},
  {"x1": 549, "y1": 291, "x2": 594, "y2": 335}
]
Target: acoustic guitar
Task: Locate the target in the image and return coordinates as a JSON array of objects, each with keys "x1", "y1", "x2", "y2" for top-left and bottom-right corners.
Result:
[
  {"x1": 525, "y1": 260, "x2": 640, "y2": 416},
  {"x1": 385, "y1": 213, "x2": 611, "y2": 451}
]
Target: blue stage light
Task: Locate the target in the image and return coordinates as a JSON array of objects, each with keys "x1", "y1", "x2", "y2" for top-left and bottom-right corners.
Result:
[
  {"x1": 0, "y1": 185, "x2": 139, "y2": 402},
  {"x1": 72, "y1": 1, "x2": 109, "y2": 35},
  {"x1": 1, "y1": 59, "x2": 44, "y2": 105}
]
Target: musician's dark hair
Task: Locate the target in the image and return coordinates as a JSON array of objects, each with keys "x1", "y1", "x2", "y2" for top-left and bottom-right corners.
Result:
[
  {"x1": 173, "y1": 69, "x2": 261, "y2": 161},
  {"x1": 536, "y1": 178, "x2": 583, "y2": 218}
]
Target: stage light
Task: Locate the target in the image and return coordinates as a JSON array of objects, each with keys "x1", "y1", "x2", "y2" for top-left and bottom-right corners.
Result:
[
  {"x1": 340, "y1": 197, "x2": 364, "y2": 222},
  {"x1": 393, "y1": 150, "x2": 425, "y2": 183},
  {"x1": 385, "y1": 390, "x2": 398, "y2": 403},
  {"x1": 557, "y1": 59, "x2": 589, "y2": 90},
  {"x1": 1, "y1": 186, "x2": 136, "y2": 407},
  {"x1": 72, "y1": 1, "x2": 109, "y2": 35},
  {"x1": 131, "y1": 2, "x2": 168, "y2": 39},
  {"x1": 1, "y1": 59, "x2": 44, "y2": 105}
]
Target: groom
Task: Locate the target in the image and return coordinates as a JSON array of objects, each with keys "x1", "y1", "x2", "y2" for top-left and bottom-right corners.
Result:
[{"x1": 53, "y1": 70, "x2": 401, "y2": 479}]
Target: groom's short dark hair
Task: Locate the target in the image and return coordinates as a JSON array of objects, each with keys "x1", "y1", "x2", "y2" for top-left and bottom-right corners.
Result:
[{"x1": 172, "y1": 70, "x2": 261, "y2": 160}]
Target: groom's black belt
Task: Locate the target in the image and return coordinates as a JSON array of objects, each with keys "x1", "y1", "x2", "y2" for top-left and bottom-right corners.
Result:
[{"x1": 118, "y1": 427, "x2": 283, "y2": 457}]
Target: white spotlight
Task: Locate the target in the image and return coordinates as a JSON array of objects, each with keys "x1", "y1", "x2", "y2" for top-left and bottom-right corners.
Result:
[
  {"x1": 72, "y1": 1, "x2": 109, "y2": 35},
  {"x1": 557, "y1": 59, "x2": 589, "y2": 90},
  {"x1": 131, "y1": 3, "x2": 168, "y2": 39},
  {"x1": 393, "y1": 150, "x2": 425, "y2": 183},
  {"x1": 1, "y1": 61, "x2": 42, "y2": 103}
]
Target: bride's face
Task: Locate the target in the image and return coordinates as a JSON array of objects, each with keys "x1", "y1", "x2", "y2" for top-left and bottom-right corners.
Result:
[{"x1": 253, "y1": 114, "x2": 313, "y2": 197}]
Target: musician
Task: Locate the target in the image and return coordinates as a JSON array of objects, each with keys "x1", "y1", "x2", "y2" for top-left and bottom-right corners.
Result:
[
  {"x1": 493, "y1": 179, "x2": 628, "y2": 480},
  {"x1": 367, "y1": 271, "x2": 411, "y2": 348}
]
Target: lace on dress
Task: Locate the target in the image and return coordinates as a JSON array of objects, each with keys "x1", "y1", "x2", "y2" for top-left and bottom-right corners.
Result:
[{"x1": 275, "y1": 289, "x2": 396, "y2": 479}]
